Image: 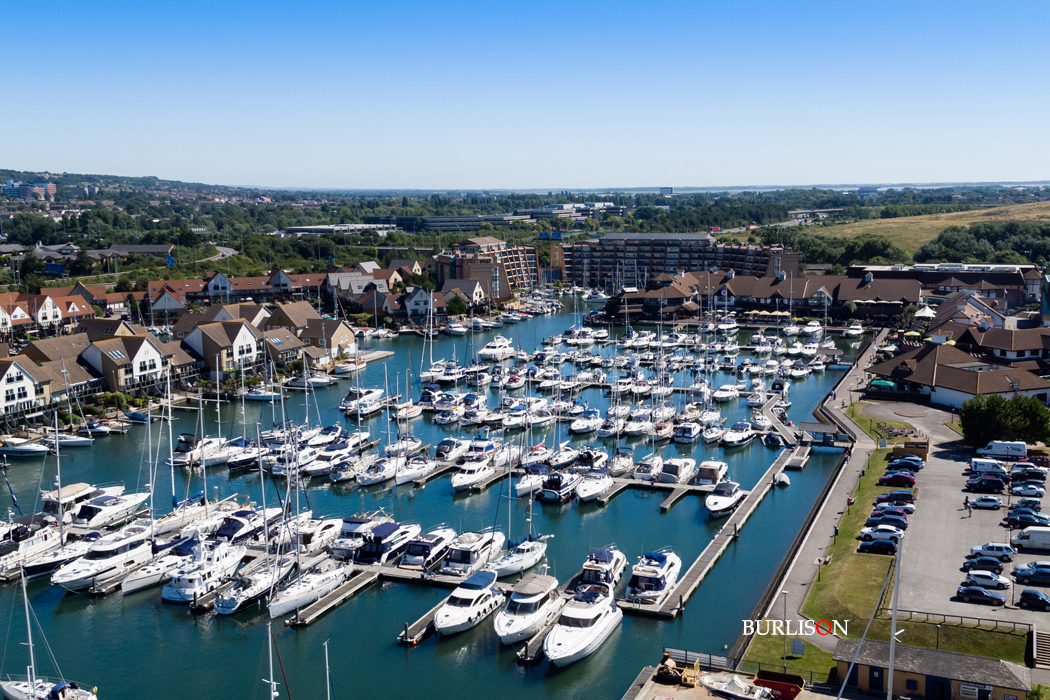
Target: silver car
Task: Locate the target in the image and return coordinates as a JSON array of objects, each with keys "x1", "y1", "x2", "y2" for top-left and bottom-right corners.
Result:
[{"x1": 965, "y1": 570, "x2": 1011, "y2": 590}]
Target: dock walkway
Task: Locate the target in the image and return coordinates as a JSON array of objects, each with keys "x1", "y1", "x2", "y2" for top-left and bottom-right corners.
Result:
[
  {"x1": 618, "y1": 447, "x2": 794, "y2": 618},
  {"x1": 288, "y1": 570, "x2": 381, "y2": 628}
]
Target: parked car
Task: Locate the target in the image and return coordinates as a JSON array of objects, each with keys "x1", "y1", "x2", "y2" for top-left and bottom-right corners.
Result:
[
  {"x1": 1011, "y1": 499, "x2": 1042, "y2": 512},
  {"x1": 1013, "y1": 566, "x2": 1050, "y2": 585},
  {"x1": 1014, "y1": 461, "x2": 1049, "y2": 473},
  {"x1": 971, "y1": 496, "x2": 1002, "y2": 510},
  {"x1": 865, "y1": 515, "x2": 909, "y2": 531},
  {"x1": 1004, "y1": 512, "x2": 1050, "y2": 528},
  {"x1": 870, "y1": 507, "x2": 910, "y2": 520},
  {"x1": 858, "y1": 540, "x2": 897, "y2": 555},
  {"x1": 969, "y1": 543, "x2": 1015, "y2": 561},
  {"x1": 1011, "y1": 468, "x2": 1047, "y2": 482},
  {"x1": 956, "y1": 585, "x2": 1006, "y2": 606},
  {"x1": 964, "y1": 570, "x2": 1011, "y2": 590},
  {"x1": 1019, "y1": 589, "x2": 1050, "y2": 610},
  {"x1": 889, "y1": 456, "x2": 924, "y2": 469},
  {"x1": 876, "y1": 490, "x2": 915, "y2": 504},
  {"x1": 966, "y1": 476, "x2": 1007, "y2": 493},
  {"x1": 963, "y1": 555, "x2": 1004, "y2": 574},
  {"x1": 872, "y1": 502, "x2": 916, "y2": 515},
  {"x1": 1028, "y1": 456, "x2": 1050, "y2": 468},
  {"x1": 860, "y1": 524, "x2": 904, "y2": 543},
  {"x1": 1011, "y1": 483, "x2": 1046, "y2": 497},
  {"x1": 879, "y1": 472, "x2": 916, "y2": 487}
]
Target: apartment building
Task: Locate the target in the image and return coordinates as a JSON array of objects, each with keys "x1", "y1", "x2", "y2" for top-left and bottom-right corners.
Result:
[
  {"x1": 557, "y1": 233, "x2": 799, "y2": 289},
  {"x1": 429, "y1": 237, "x2": 538, "y2": 299}
]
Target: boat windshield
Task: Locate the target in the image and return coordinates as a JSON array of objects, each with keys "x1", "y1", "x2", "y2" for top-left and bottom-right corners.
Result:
[
  {"x1": 506, "y1": 599, "x2": 539, "y2": 615},
  {"x1": 405, "y1": 543, "x2": 432, "y2": 558},
  {"x1": 447, "y1": 595, "x2": 475, "y2": 607},
  {"x1": 629, "y1": 574, "x2": 666, "y2": 591},
  {"x1": 557, "y1": 613, "x2": 597, "y2": 628},
  {"x1": 446, "y1": 548, "x2": 475, "y2": 565},
  {"x1": 580, "y1": 568, "x2": 610, "y2": 585}
]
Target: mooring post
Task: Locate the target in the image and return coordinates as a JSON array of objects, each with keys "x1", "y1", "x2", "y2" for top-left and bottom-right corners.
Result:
[{"x1": 404, "y1": 622, "x2": 409, "y2": 641}]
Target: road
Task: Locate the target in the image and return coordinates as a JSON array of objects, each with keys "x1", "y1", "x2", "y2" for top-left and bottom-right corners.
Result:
[{"x1": 201, "y1": 245, "x2": 237, "y2": 261}]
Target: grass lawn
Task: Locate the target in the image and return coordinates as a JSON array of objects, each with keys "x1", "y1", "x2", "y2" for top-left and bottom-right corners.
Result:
[
  {"x1": 819, "y1": 201, "x2": 1050, "y2": 252},
  {"x1": 801, "y1": 448, "x2": 1027, "y2": 664},
  {"x1": 945, "y1": 420, "x2": 964, "y2": 436},
  {"x1": 845, "y1": 403, "x2": 913, "y2": 442},
  {"x1": 743, "y1": 633, "x2": 835, "y2": 678}
]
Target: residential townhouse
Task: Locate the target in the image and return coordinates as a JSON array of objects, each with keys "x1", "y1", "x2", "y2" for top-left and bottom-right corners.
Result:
[
  {"x1": 81, "y1": 335, "x2": 172, "y2": 392},
  {"x1": 298, "y1": 319, "x2": 356, "y2": 359},
  {"x1": 263, "y1": 328, "x2": 305, "y2": 365},
  {"x1": 263, "y1": 301, "x2": 322, "y2": 335},
  {"x1": 183, "y1": 320, "x2": 264, "y2": 379}
]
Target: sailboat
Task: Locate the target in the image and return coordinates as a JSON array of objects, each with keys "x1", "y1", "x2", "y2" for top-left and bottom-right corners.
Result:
[{"x1": 2, "y1": 570, "x2": 98, "y2": 700}]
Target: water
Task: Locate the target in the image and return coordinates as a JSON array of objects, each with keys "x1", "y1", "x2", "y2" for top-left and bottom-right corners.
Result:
[{"x1": 0, "y1": 309, "x2": 864, "y2": 700}]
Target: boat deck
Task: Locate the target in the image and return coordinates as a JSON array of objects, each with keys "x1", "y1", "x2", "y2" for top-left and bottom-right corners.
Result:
[
  {"x1": 287, "y1": 570, "x2": 382, "y2": 628},
  {"x1": 514, "y1": 568, "x2": 584, "y2": 665},
  {"x1": 593, "y1": 477, "x2": 716, "y2": 510}
]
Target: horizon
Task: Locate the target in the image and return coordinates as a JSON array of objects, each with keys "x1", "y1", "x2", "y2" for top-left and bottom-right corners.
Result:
[{"x1": 5, "y1": 1, "x2": 1049, "y2": 189}]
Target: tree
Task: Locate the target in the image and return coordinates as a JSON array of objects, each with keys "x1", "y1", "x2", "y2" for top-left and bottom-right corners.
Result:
[
  {"x1": 115, "y1": 278, "x2": 132, "y2": 293},
  {"x1": 841, "y1": 300, "x2": 857, "y2": 318},
  {"x1": 824, "y1": 264, "x2": 845, "y2": 276},
  {"x1": 959, "y1": 394, "x2": 1009, "y2": 447},
  {"x1": 446, "y1": 295, "x2": 468, "y2": 317},
  {"x1": 1004, "y1": 396, "x2": 1050, "y2": 445},
  {"x1": 127, "y1": 293, "x2": 140, "y2": 318}
]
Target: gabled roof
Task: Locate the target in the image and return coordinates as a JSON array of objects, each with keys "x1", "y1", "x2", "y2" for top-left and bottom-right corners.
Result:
[
  {"x1": 269, "y1": 301, "x2": 321, "y2": 328},
  {"x1": 355, "y1": 261, "x2": 382, "y2": 274},
  {"x1": 389, "y1": 259, "x2": 421, "y2": 271},
  {"x1": 300, "y1": 318, "x2": 352, "y2": 340},
  {"x1": 868, "y1": 342, "x2": 1050, "y2": 395},
  {"x1": 77, "y1": 318, "x2": 145, "y2": 341},
  {"x1": 21, "y1": 333, "x2": 92, "y2": 362},
  {"x1": 957, "y1": 326, "x2": 1050, "y2": 352},
  {"x1": 263, "y1": 328, "x2": 304, "y2": 351},
  {"x1": 91, "y1": 335, "x2": 161, "y2": 366},
  {"x1": 196, "y1": 320, "x2": 263, "y2": 347},
  {"x1": 439, "y1": 279, "x2": 485, "y2": 297}
]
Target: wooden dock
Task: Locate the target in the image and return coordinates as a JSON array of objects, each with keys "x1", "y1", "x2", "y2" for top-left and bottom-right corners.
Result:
[
  {"x1": 415, "y1": 461, "x2": 458, "y2": 486},
  {"x1": 397, "y1": 594, "x2": 450, "y2": 645},
  {"x1": 287, "y1": 570, "x2": 381, "y2": 628},
  {"x1": 618, "y1": 447, "x2": 794, "y2": 618},
  {"x1": 761, "y1": 393, "x2": 799, "y2": 444},
  {"x1": 597, "y1": 479, "x2": 634, "y2": 505},
  {"x1": 785, "y1": 445, "x2": 811, "y2": 469},
  {"x1": 514, "y1": 567, "x2": 584, "y2": 665}
]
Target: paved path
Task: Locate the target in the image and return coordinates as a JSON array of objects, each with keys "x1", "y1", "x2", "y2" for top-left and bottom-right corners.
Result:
[
  {"x1": 762, "y1": 329, "x2": 886, "y2": 653},
  {"x1": 202, "y1": 245, "x2": 237, "y2": 261}
]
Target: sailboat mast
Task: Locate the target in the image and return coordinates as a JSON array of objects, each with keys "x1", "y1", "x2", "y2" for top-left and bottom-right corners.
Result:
[
  {"x1": 267, "y1": 620, "x2": 278, "y2": 699},
  {"x1": 215, "y1": 354, "x2": 222, "y2": 442},
  {"x1": 166, "y1": 371, "x2": 178, "y2": 508},
  {"x1": 21, "y1": 568, "x2": 36, "y2": 692},
  {"x1": 324, "y1": 639, "x2": 332, "y2": 700},
  {"x1": 53, "y1": 411, "x2": 63, "y2": 548},
  {"x1": 146, "y1": 399, "x2": 154, "y2": 540}
]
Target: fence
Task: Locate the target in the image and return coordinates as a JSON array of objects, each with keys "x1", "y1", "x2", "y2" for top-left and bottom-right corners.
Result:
[
  {"x1": 662, "y1": 647, "x2": 833, "y2": 686},
  {"x1": 874, "y1": 607, "x2": 1032, "y2": 634}
]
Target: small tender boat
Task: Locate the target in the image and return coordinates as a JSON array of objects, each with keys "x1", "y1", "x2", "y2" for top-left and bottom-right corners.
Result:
[
  {"x1": 700, "y1": 674, "x2": 775, "y2": 700},
  {"x1": 673, "y1": 422, "x2": 702, "y2": 444}
]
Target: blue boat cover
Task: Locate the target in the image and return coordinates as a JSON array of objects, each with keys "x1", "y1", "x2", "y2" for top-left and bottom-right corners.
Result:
[
  {"x1": 574, "y1": 588, "x2": 602, "y2": 603},
  {"x1": 643, "y1": 552, "x2": 667, "y2": 564},
  {"x1": 590, "y1": 549, "x2": 613, "y2": 563},
  {"x1": 370, "y1": 522, "x2": 400, "y2": 539},
  {"x1": 461, "y1": 570, "x2": 497, "y2": 589}
]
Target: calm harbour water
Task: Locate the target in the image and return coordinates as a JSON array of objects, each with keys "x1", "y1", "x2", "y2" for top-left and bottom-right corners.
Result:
[{"x1": 0, "y1": 308, "x2": 864, "y2": 700}]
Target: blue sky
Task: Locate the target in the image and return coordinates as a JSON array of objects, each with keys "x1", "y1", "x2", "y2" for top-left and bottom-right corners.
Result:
[{"x1": 4, "y1": 1, "x2": 1049, "y2": 189}]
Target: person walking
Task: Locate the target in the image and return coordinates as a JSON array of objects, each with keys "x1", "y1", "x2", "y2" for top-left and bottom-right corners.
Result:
[{"x1": 967, "y1": 502, "x2": 973, "y2": 518}]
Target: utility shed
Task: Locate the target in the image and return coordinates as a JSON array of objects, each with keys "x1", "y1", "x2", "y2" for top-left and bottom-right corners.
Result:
[{"x1": 833, "y1": 639, "x2": 1030, "y2": 700}]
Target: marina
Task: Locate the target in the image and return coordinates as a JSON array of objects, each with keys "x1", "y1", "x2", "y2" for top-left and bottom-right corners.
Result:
[{"x1": 0, "y1": 306, "x2": 862, "y2": 700}]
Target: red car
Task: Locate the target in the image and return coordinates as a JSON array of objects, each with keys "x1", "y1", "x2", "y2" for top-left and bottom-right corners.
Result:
[
  {"x1": 1028, "y1": 456, "x2": 1049, "y2": 468},
  {"x1": 871, "y1": 507, "x2": 909, "y2": 519},
  {"x1": 879, "y1": 472, "x2": 916, "y2": 487}
]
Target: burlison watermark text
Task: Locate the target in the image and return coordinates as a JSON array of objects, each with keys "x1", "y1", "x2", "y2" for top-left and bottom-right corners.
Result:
[{"x1": 743, "y1": 620, "x2": 849, "y2": 636}]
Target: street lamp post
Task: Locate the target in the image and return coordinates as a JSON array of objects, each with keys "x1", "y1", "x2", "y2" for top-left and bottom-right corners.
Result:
[
  {"x1": 936, "y1": 624, "x2": 941, "y2": 650},
  {"x1": 781, "y1": 589, "x2": 788, "y2": 672}
]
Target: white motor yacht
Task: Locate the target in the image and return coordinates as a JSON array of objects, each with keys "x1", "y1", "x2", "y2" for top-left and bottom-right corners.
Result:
[
  {"x1": 120, "y1": 535, "x2": 200, "y2": 594},
  {"x1": 0, "y1": 438, "x2": 50, "y2": 458},
  {"x1": 399, "y1": 525, "x2": 457, "y2": 571},
  {"x1": 434, "y1": 570, "x2": 506, "y2": 635},
  {"x1": 781, "y1": 323, "x2": 800, "y2": 336},
  {"x1": 632, "y1": 453, "x2": 663, "y2": 481},
  {"x1": 441, "y1": 529, "x2": 506, "y2": 576},
  {"x1": 802, "y1": 320, "x2": 822, "y2": 336},
  {"x1": 576, "y1": 468, "x2": 614, "y2": 502},
  {"x1": 626, "y1": 549, "x2": 683, "y2": 605},
  {"x1": 673, "y1": 422, "x2": 702, "y2": 443},
  {"x1": 516, "y1": 466, "x2": 549, "y2": 498},
  {"x1": 267, "y1": 557, "x2": 352, "y2": 618},
  {"x1": 695, "y1": 460, "x2": 729, "y2": 486},
  {"x1": 543, "y1": 582, "x2": 622, "y2": 666},
  {"x1": 722, "y1": 421, "x2": 756, "y2": 448},
  {"x1": 705, "y1": 480, "x2": 745, "y2": 515},
  {"x1": 160, "y1": 540, "x2": 247, "y2": 603},
  {"x1": 71, "y1": 491, "x2": 150, "y2": 529},
  {"x1": 596, "y1": 418, "x2": 624, "y2": 438},
  {"x1": 494, "y1": 572, "x2": 565, "y2": 645},
  {"x1": 843, "y1": 323, "x2": 864, "y2": 337},
  {"x1": 450, "y1": 460, "x2": 495, "y2": 491},
  {"x1": 658, "y1": 458, "x2": 696, "y2": 484},
  {"x1": 538, "y1": 472, "x2": 582, "y2": 503},
  {"x1": 477, "y1": 336, "x2": 516, "y2": 361},
  {"x1": 702, "y1": 424, "x2": 726, "y2": 444},
  {"x1": 357, "y1": 456, "x2": 404, "y2": 486},
  {"x1": 750, "y1": 412, "x2": 772, "y2": 431},
  {"x1": 330, "y1": 510, "x2": 393, "y2": 560},
  {"x1": 52, "y1": 521, "x2": 154, "y2": 592},
  {"x1": 434, "y1": 437, "x2": 472, "y2": 462},
  {"x1": 579, "y1": 547, "x2": 628, "y2": 586},
  {"x1": 712, "y1": 385, "x2": 739, "y2": 402},
  {"x1": 352, "y1": 521, "x2": 421, "y2": 565},
  {"x1": 569, "y1": 409, "x2": 603, "y2": 434}
]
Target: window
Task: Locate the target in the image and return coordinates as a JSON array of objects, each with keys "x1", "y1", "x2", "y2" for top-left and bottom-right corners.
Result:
[
  {"x1": 138, "y1": 362, "x2": 148, "y2": 373},
  {"x1": 16, "y1": 387, "x2": 27, "y2": 400},
  {"x1": 107, "y1": 350, "x2": 126, "y2": 360},
  {"x1": 148, "y1": 359, "x2": 157, "y2": 370},
  {"x1": 5, "y1": 372, "x2": 21, "y2": 384},
  {"x1": 4, "y1": 390, "x2": 13, "y2": 402}
]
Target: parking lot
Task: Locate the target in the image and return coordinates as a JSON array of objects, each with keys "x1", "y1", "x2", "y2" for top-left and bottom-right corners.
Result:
[{"x1": 862, "y1": 403, "x2": 1047, "y2": 625}]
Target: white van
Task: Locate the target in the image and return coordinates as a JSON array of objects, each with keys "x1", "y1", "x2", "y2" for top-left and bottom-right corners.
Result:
[
  {"x1": 976, "y1": 441, "x2": 1027, "y2": 461},
  {"x1": 970, "y1": 458, "x2": 1008, "y2": 476},
  {"x1": 1012, "y1": 526, "x2": 1050, "y2": 551}
]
